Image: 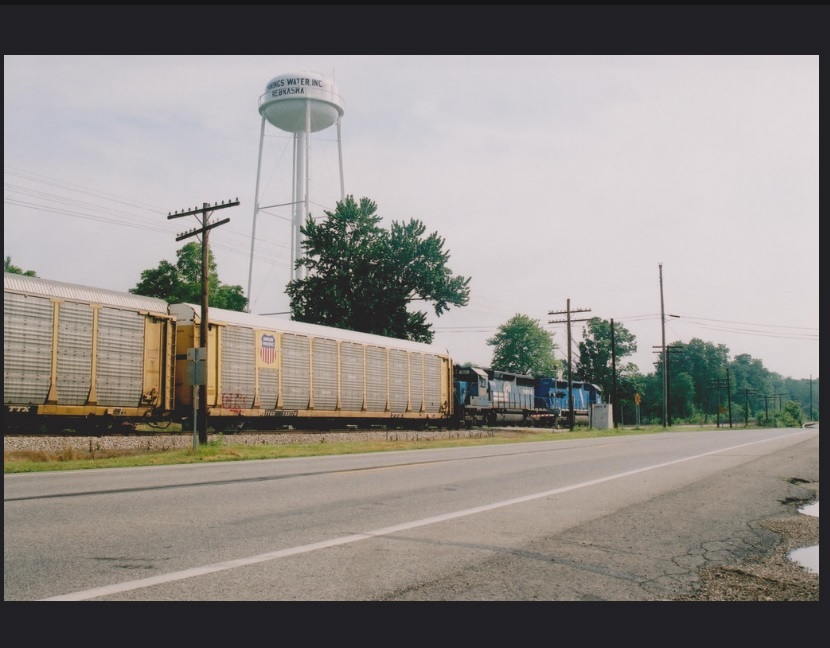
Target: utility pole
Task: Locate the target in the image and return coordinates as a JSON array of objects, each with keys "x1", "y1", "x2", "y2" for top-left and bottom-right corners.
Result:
[
  {"x1": 610, "y1": 319, "x2": 617, "y2": 428},
  {"x1": 810, "y1": 374, "x2": 814, "y2": 421},
  {"x1": 653, "y1": 343, "x2": 683, "y2": 426},
  {"x1": 548, "y1": 299, "x2": 591, "y2": 430},
  {"x1": 772, "y1": 392, "x2": 787, "y2": 413},
  {"x1": 763, "y1": 393, "x2": 773, "y2": 423},
  {"x1": 738, "y1": 388, "x2": 757, "y2": 427},
  {"x1": 169, "y1": 199, "x2": 239, "y2": 444},
  {"x1": 658, "y1": 263, "x2": 667, "y2": 428},
  {"x1": 708, "y1": 373, "x2": 732, "y2": 428},
  {"x1": 726, "y1": 367, "x2": 733, "y2": 427}
]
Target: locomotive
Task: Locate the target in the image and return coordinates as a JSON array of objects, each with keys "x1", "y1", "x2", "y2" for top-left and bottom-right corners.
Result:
[
  {"x1": 453, "y1": 366, "x2": 606, "y2": 428},
  {"x1": 3, "y1": 272, "x2": 606, "y2": 434}
]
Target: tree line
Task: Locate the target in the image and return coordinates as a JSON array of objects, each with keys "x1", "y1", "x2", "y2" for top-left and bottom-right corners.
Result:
[
  {"x1": 5, "y1": 195, "x2": 818, "y2": 428},
  {"x1": 483, "y1": 312, "x2": 816, "y2": 428}
]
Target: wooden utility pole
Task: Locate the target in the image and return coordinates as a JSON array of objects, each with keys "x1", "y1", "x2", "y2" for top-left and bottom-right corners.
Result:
[
  {"x1": 738, "y1": 388, "x2": 757, "y2": 427},
  {"x1": 810, "y1": 375, "x2": 814, "y2": 421},
  {"x1": 772, "y1": 392, "x2": 787, "y2": 413},
  {"x1": 610, "y1": 319, "x2": 617, "y2": 428},
  {"x1": 708, "y1": 372, "x2": 733, "y2": 428},
  {"x1": 168, "y1": 199, "x2": 239, "y2": 444},
  {"x1": 762, "y1": 393, "x2": 773, "y2": 421},
  {"x1": 658, "y1": 263, "x2": 667, "y2": 428},
  {"x1": 653, "y1": 343, "x2": 683, "y2": 426},
  {"x1": 726, "y1": 367, "x2": 733, "y2": 426},
  {"x1": 548, "y1": 299, "x2": 591, "y2": 430}
]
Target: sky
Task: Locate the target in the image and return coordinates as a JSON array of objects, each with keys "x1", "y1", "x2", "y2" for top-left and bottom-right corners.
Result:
[{"x1": 4, "y1": 54, "x2": 819, "y2": 381}]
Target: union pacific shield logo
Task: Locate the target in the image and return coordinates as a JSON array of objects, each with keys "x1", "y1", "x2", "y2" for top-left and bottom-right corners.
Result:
[{"x1": 260, "y1": 334, "x2": 276, "y2": 364}]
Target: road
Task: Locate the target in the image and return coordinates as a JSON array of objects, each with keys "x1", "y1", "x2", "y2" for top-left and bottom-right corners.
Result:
[{"x1": 4, "y1": 427, "x2": 818, "y2": 601}]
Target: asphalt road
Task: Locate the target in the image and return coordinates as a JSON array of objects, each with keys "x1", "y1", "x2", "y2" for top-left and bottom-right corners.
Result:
[{"x1": 4, "y1": 427, "x2": 818, "y2": 601}]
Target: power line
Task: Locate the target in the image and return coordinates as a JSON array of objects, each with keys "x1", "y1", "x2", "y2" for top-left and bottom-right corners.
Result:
[
  {"x1": 669, "y1": 314, "x2": 817, "y2": 331},
  {"x1": 667, "y1": 318, "x2": 817, "y2": 341}
]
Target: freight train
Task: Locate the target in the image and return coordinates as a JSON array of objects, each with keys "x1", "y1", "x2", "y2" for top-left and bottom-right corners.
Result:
[{"x1": 3, "y1": 272, "x2": 606, "y2": 434}]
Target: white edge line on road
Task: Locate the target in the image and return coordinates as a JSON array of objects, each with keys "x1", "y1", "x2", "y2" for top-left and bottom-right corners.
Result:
[{"x1": 41, "y1": 430, "x2": 810, "y2": 601}]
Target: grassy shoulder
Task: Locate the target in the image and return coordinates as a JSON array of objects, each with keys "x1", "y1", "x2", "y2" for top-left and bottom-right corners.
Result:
[{"x1": 4, "y1": 425, "x2": 730, "y2": 474}]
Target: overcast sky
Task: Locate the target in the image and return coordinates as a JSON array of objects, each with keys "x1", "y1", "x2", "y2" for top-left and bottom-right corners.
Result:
[{"x1": 4, "y1": 54, "x2": 819, "y2": 380}]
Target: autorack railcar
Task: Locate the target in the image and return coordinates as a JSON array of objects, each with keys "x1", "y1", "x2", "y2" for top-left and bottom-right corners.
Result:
[
  {"x1": 169, "y1": 302, "x2": 454, "y2": 430},
  {"x1": 3, "y1": 272, "x2": 176, "y2": 433}
]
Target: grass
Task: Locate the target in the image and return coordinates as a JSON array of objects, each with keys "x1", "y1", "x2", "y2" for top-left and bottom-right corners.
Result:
[{"x1": 3, "y1": 424, "x2": 723, "y2": 474}]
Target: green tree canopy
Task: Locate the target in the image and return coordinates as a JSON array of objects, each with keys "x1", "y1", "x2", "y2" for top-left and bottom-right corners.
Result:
[
  {"x1": 486, "y1": 314, "x2": 561, "y2": 377},
  {"x1": 286, "y1": 195, "x2": 471, "y2": 343},
  {"x1": 574, "y1": 317, "x2": 638, "y2": 396},
  {"x1": 4, "y1": 256, "x2": 37, "y2": 277},
  {"x1": 130, "y1": 242, "x2": 247, "y2": 311},
  {"x1": 664, "y1": 338, "x2": 730, "y2": 414}
]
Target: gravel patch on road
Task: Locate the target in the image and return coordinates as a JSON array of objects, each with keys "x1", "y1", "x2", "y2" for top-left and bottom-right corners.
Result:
[{"x1": 670, "y1": 481, "x2": 819, "y2": 601}]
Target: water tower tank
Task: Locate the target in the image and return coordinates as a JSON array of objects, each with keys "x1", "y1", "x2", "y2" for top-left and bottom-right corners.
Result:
[
  {"x1": 258, "y1": 71, "x2": 344, "y2": 133},
  {"x1": 247, "y1": 70, "x2": 346, "y2": 307}
]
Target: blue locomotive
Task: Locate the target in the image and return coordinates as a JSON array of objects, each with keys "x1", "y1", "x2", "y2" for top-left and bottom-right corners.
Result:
[
  {"x1": 534, "y1": 376, "x2": 605, "y2": 427},
  {"x1": 453, "y1": 366, "x2": 605, "y2": 428}
]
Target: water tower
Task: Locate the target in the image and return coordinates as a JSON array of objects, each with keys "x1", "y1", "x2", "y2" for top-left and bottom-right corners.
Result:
[{"x1": 247, "y1": 71, "x2": 345, "y2": 308}]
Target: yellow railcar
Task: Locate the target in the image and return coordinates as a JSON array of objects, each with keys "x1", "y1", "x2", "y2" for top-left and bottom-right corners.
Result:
[
  {"x1": 4, "y1": 272, "x2": 176, "y2": 433},
  {"x1": 170, "y1": 304, "x2": 454, "y2": 430}
]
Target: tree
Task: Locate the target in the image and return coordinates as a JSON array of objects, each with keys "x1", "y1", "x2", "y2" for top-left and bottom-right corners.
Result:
[
  {"x1": 574, "y1": 317, "x2": 638, "y2": 403},
  {"x1": 4, "y1": 256, "x2": 37, "y2": 277},
  {"x1": 131, "y1": 242, "x2": 247, "y2": 311},
  {"x1": 669, "y1": 370, "x2": 697, "y2": 421},
  {"x1": 617, "y1": 369, "x2": 648, "y2": 426},
  {"x1": 486, "y1": 314, "x2": 561, "y2": 377},
  {"x1": 213, "y1": 284, "x2": 247, "y2": 312},
  {"x1": 286, "y1": 195, "x2": 470, "y2": 343},
  {"x1": 775, "y1": 400, "x2": 805, "y2": 427},
  {"x1": 666, "y1": 338, "x2": 730, "y2": 416}
]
